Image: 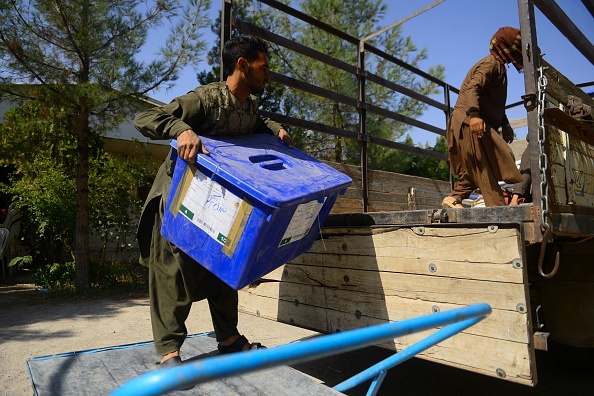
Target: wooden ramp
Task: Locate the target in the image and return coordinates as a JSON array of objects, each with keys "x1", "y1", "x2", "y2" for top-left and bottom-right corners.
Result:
[
  {"x1": 26, "y1": 332, "x2": 341, "y2": 396},
  {"x1": 239, "y1": 222, "x2": 537, "y2": 386}
]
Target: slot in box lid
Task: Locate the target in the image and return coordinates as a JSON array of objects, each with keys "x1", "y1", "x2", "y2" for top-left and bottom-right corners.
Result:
[{"x1": 171, "y1": 134, "x2": 352, "y2": 208}]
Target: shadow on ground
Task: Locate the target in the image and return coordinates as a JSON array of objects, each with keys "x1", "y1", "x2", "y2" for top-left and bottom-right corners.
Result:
[{"x1": 0, "y1": 270, "x2": 149, "y2": 343}]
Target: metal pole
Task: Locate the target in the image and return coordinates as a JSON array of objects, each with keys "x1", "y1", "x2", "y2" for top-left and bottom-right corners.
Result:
[
  {"x1": 220, "y1": 0, "x2": 233, "y2": 81},
  {"x1": 443, "y1": 84, "x2": 454, "y2": 190},
  {"x1": 518, "y1": 0, "x2": 544, "y2": 241},
  {"x1": 358, "y1": 41, "x2": 369, "y2": 212},
  {"x1": 361, "y1": 0, "x2": 445, "y2": 43}
]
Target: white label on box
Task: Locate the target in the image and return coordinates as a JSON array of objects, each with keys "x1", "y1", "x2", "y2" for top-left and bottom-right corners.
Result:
[
  {"x1": 279, "y1": 198, "x2": 325, "y2": 247},
  {"x1": 178, "y1": 169, "x2": 243, "y2": 246}
]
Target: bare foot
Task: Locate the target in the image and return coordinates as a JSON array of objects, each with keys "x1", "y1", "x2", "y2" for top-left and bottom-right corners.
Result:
[{"x1": 509, "y1": 193, "x2": 521, "y2": 206}]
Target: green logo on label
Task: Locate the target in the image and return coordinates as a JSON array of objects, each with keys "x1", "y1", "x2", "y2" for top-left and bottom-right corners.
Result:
[
  {"x1": 180, "y1": 204, "x2": 194, "y2": 220},
  {"x1": 217, "y1": 233, "x2": 229, "y2": 245},
  {"x1": 279, "y1": 237, "x2": 292, "y2": 246}
]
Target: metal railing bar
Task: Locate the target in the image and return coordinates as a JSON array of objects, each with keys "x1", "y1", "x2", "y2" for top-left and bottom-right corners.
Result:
[
  {"x1": 259, "y1": 110, "x2": 359, "y2": 140},
  {"x1": 257, "y1": 0, "x2": 359, "y2": 45},
  {"x1": 260, "y1": 110, "x2": 447, "y2": 160},
  {"x1": 237, "y1": 19, "x2": 448, "y2": 113},
  {"x1": 333, "y1": 315, "x2": 485, "y2": 393},
  {"x1": 270, "y1": 71, "x2": 359, "y2": 108},
  {"x1": 366, "y1": 102, "x2": 446, "y2": 136},
  {"x1": 363, "y1": 43, "x2": 456, "y2": 91},
  {"x1": 364, "y1": 69, "x2": 449, "y2": 111},
  {"x1": 258, "y1": 0, "x2": 455, "y2": 93},
  {"x1": 269, "y1": 71, "x2": 445, "y2": 137},
  {"x1": 367, "y1": 134, "x2": 448, "y2": 161},
  {"x1": 111, "y1": 303, "x2": 491, "y2": 396},
  {"x1": 235, "y1": 19, "x2": 359, "y2": 76}
]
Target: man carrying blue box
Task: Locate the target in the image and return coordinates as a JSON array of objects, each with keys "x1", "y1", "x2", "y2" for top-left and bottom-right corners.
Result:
[{"x1": 134, "y1": 35, "x2": 294, "y2": 371}]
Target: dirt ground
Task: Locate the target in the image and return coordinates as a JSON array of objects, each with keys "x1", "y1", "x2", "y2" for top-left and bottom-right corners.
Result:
[{"x1": 1, "y1": 270, "x2": 593, "y2": 396}]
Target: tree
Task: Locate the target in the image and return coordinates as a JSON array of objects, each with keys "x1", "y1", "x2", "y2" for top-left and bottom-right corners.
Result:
[
  {"x1": 0, "y1": 0, "x2": 212, "y2": 290},
  {"x1": 268, "y1": 0, "x2": 446, "y2": 165},
  {"x1": 0, "y1": 87, "x2": 157, "y2": 272},
  {"x1": 198, "y1": 0, "x2": 289, "y2": 115},
  {"x1": 371, "y1": 135, "x2": 449, "y2": 181}
]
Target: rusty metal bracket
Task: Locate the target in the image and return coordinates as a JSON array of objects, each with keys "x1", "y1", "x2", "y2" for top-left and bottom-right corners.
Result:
[
  {"x1": 522, "y1": 93, "x2": 537, "y2": 112},
  {"x1": 430, "y1": 209, "x2": 449, "y2": 223}
]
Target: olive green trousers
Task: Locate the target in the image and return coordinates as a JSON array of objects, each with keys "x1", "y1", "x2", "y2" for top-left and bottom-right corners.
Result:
[{"x1": 146, "y1": 198, "x2": 240, "y2": 356}]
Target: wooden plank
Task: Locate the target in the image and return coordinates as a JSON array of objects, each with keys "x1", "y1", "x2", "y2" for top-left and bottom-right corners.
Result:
[
  {"x1": 272, "y1": 264, "x2": 525, "y2": 311},
  {"x1": 288, "y1": 253, "x2": 523, "y2": 283},
  {"x1": 241, "y1": 282, "x2": 529, "y2": 343},
  {"x1": 550, "y1": 163, "x2": 569, "y2": 205},
  {"x1": 542, "y1": 59, "x2": 594, "y2": 108},
  {"x1": 545, "y1": 109, "x2": 594, "y2": 207},
  {"x1": 308, "y1": 226, "x2": 524, "y2": 268},
  {"x1": 323, "y1": 160, "x2": 450, "y2": 214}
]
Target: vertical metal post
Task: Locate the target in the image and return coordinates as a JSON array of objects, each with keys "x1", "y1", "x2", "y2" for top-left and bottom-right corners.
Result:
[
  {"x1": 220, "y1": 0, "x2": 233, "y2": 81},
  {"x1": 358, "y1": 41, "x2": 369, "y2": 212},
  {"x1": 443, "y1": 84, "x2": 453, "y2": 190},
  {"x1": 518, "y1": 0, "x2": 543, "y2": 241}
]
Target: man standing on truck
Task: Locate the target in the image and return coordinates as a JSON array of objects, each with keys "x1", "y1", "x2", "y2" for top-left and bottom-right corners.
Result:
[
  {"x1": 442, "y1": 27, "x2": 523, "y2": 208},
  {"x1": 134, "y1": 35, "x2": 294, "y2": 372}
]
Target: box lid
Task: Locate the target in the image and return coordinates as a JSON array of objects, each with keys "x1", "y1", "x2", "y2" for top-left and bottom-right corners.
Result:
[{"x1": 171, "y1": 134, "x2": 352, "y2": 208}]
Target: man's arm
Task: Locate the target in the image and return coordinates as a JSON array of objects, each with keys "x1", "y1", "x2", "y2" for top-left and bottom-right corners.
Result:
[
  {"x1": 463, "y1": 58, "x2": 495, "y2": 138},
  {"x1": 134, "y1": 91, "x2": 207, "y2": 140},
  {"x1": 134, "y1": 91, "x2": 210, "y2": 162}
]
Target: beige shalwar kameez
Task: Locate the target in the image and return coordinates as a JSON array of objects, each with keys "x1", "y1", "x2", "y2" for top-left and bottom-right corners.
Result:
[{"x1": 446, "y1": 54, "x2": 522, "y2": 206}]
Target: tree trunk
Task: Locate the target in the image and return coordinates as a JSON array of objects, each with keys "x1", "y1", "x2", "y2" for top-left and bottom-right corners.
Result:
[
  {"x1": 74, "y1": 107, "x2": 90, "y2": 290},
  {"x1": 333, "y1": 102, "x2": 343, "y2": 162}
]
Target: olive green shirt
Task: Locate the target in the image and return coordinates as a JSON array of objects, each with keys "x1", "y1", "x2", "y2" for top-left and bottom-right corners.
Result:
[
  {"x1": 134, "y1": 81, "x2": 282, "y2": 140},
  {"x1": 134, "y1": 81, "x2": 283, "y2": 264}
]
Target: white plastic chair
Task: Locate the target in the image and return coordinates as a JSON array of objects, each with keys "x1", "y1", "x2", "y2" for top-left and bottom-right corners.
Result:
[{"x1": 0, "y1": 203, "x2": 22, "y2": 280}]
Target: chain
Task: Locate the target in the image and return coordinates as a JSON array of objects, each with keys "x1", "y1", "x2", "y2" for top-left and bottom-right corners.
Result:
[{"x1": 537, "y1": 66, "x2": 550, "y2": 233}]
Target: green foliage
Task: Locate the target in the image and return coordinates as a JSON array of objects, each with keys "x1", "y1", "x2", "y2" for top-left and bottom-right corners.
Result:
[
  {"x1": 8, "y1": 255, "x2": 32, "y2": 268},
  {"x1": 88, "y1": 149, "x2": 149, "y2": 259},
  {"x1": 0, "y1": 89, "x2": 153, "y2": 266},
  {"x1": 205, "y1": 0, "x2": 447, "y2": 176},
  {"x1": 32, "y1": 262, "x2": 77, "y2": 292},
  {"x1": 368, "y1": 135, "x2": 449, "y2": 181},
  {"x1": 1, "y1": 0, "x2": 213, "y2": 289},
  {"x1": 32, "y1": 260, "x2": 148, "y2": 293},
  {"x1": 0, "y1": 0, "x2": 212, "y2": 97}
]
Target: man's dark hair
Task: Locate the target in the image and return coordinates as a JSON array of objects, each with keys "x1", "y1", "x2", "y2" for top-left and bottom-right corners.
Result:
[{"x1": 222, "y1": 35, "x2": 269, "y2": 79}]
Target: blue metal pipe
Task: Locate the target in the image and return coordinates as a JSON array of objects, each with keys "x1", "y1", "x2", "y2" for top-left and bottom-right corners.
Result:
[
  {"x1": 333, "y1": 316, "x2": 484, "y2": 394},
  {"x1": 111, "y1": 303, "x2": 491, "y2": 396}
]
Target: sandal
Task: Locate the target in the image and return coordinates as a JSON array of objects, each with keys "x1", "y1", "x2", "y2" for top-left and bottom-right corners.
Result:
[
  {"x1": 217, "y1": 335, "x2": 265, "y2": 354},
  {"x1": 157, "y1": 356, "x2": 195, "y2": 390},
  {"x1": 442, "y1": 198, "x2": 464, "y2": 209}
]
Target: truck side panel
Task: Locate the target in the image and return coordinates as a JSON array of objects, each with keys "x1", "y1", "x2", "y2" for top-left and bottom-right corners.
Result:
[{"x1": 239, "y1": 225, "x2": 537, "y2": 385}]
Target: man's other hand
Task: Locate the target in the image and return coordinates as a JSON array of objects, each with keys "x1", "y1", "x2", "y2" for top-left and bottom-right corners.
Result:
[
  {"x1": 278, "y1": 129, "x2": 294, "y2": 148},
  {"x1": 469, "y1": 117, "x2": 486, "y2": 138},
  {"x1": 502, "y1": 125, "x2": 514, "y2": 144}
]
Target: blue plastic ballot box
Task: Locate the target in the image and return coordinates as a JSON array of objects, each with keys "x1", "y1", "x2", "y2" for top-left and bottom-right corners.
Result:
[{"x1": 161, "y1": 134, "x2": 352, "y2": 290}]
